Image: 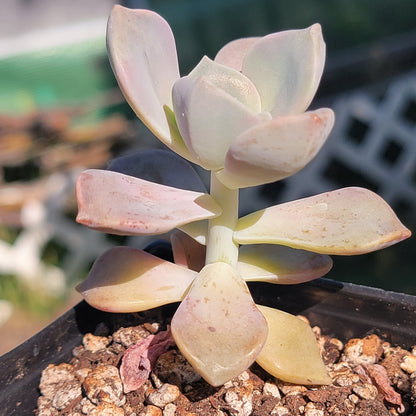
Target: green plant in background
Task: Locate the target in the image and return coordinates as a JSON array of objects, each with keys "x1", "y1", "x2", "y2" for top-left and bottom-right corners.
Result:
[{"x1": 75, "y1": 6, "x2": 410, "y2": 387}]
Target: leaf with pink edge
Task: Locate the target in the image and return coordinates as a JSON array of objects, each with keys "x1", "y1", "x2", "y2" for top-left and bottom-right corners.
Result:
[
  {"x1": 76, "y1": 246, "x2": 196, "y2": 313},
  {"x1": 215, "y1": 37, "x2": 260, "y2": 71},
  {"x1": 76, "y1": 169, "x2": 221, "y2": 235},
  {"x1": 171, "y1": 262, "x2": 268, "y2": 386},
  {"x1": 216, "y1": 108, "x2": 334, "y2": 188},
  {"x1": 107, "y1": 6, "x2": 192, "y2": 160},
  {"x1": 238, "y1": 245, "x2": 332, "y2": 284},
  {"x1": 171, "y1": 230, "x2": 206, "y2": 271},
  {"x1": 241, "y1": 24, "x2": 325, "y2": 116},
  {"x1": 256, "y1": 305, "x2": 331, "y2": 385},
  {"x1": 172, "y1": 75, "x2": 266, "y2": 170},
  {"x1": 234, "y1": 187, "x2": 411, "y2": 255}
]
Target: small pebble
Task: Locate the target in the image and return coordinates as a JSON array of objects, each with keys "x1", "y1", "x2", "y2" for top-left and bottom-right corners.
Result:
[
  {"x1": 113, "y1": 325, "x2": 151, "y2": 348},
  {"x1": 348, "y1": 393, "x2": 359, "y2": 404},
  {"x1": 51, "y1": 378, "x2": 81, "y2": 411},
  {"x1": 82, "y1": 333, "x2": 110, "y2": 353},
  {"x1": 342, "y1": 335, "x2": 383, "y2": 365},
  {"x1": 401, "y1": 354, "x2": 416, "y2": 374},
  {"x1": 304, "y1": 402, "x2": 325, "y2": 416},
  {"x1": 39, "y1": 363, "x2": 77, "y2": 400},
  {"x1": 83, "y1": 365, "x2": 125, "y2": 407},
  {"x1": 140, "y1": 405, "x2": 163, "y2": 416},
  {"x1": 162, "y1": 403, "x2": 177, "y2": 416},
  {"x1": 37, "y1": 396, "x2": 57, "y2": 416},
  {"x1": 89, "y1": 402, "x2": 125, "y2": 415},
  {"x1": 353, "y1": 383, "x2": 379, "y2": 400},
  {"x1": 224, "y1": 388, "x2": 253, "y2": 416},
  {"x1": 147, "y1": 383, "x2": 180, "y2": 408},
  {"x1": 263, "y1": 381, "x2": 281, "y2": 399},
  {"x1": 271, "y1": 405, "x2": 290, "y2": 416}
]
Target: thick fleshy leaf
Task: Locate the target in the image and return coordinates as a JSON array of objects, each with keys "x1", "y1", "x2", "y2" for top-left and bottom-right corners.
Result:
[
  {"x1": 76, "y1": 169, "x2": 221, "y2": 235},
  {"x1": 217, "y1": 108, "x2": 335, "y2": 188},
  {"x1": 76, "y1": 247, "x2": 196, "y2": 312},
  {"x1": 171, "y1": 262, "x2": 268, "y2": 386},
  {"x1": 242, "y1": 24, "x2": 325, "y2": 116},
  {"x1": 172, "y1": 75, "x2": 266, "y2": 170},
  {"x1": 234, "y1": 187, "x2": 411, "y2": 255},
  {"x1": 256, "y1": 305, "x2": 331, "y2": 385},
  {"x1": 238, "y1": 245, "x2": 332, "y2": 284},
  {"x1": 171, "y1": 230, "x2": 206, "y2": 271},
  {"x1": 215, "y1": 37, "x2": 259, "y2": 71},
  {"x1": 107, "y1": 6, "x2": 191, "y2": 159},
  {"x1": 179, "y1": 221, "x2": 208, "y2": 245},
  {"x1": 187, "y1": 56, "x2": 262, "y2": 113},
  {"x1": 108, "y1": 149, "x2": 206, "y2": 192}
]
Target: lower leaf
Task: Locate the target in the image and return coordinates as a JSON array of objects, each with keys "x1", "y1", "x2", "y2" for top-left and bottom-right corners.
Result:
[
  {"x1": 256, "y1": 304, "x2": 330, "y2": 385},
  {"x1": 171, "y1": 262, "x2": 268, "y2": 386}
]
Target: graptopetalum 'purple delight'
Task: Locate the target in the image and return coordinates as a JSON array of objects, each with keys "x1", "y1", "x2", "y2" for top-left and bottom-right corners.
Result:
[{"x1": 75, "y1": 6, "x2": 411, "y2": 387}]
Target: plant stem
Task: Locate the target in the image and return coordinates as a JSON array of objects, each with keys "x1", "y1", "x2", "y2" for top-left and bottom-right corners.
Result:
[{"x1": 205, "y1": 172, "x2": 239, "y2": 267}]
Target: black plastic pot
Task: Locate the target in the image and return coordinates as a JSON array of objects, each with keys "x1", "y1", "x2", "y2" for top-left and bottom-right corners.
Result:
[{"x1": 1, "y1": 277, "x2": 415, "y2": 416}]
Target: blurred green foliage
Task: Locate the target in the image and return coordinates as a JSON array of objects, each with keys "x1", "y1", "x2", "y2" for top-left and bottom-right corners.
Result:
[{"x1": 0, "y1": 274, "x2": 64, "y2": 316}]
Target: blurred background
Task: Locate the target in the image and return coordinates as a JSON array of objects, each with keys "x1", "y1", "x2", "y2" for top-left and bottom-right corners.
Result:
[{"x1": 1, "y1": 0, "x2": 416, "y2": 354}]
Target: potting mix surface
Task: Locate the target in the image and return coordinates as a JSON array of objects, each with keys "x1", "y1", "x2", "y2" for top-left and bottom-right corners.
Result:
[{"x1": 36, "y1": 314, "x2": 416, "y2": 416}]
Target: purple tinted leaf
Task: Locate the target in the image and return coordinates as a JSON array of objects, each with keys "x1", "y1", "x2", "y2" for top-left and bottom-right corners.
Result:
[{"x1": 120, "y1": 327, "x2": 176, "y2": 393}]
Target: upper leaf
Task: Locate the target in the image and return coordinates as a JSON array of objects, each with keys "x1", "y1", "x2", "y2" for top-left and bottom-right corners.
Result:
[
  {"x1": 234, "y1": 188, "x2": 411, "y2": 255},
  {"x1": 241, "y1": 24, "x2": 325, "y2": 116},
  {"x1": 76, "y1": 169, "x2": 221, "y2": 235},
  {"x1": 172, "y1": 75, "x2": 265, "y2": 170},
  {"x1": 107, "y1": 6, "x2": 191, "y2": 159},
  {"x1": 215, "y1": 37, "x2": 260, "y2": 71},
  {"x1": 216, "y1": 108, "x2": 334, "y2": 188}
]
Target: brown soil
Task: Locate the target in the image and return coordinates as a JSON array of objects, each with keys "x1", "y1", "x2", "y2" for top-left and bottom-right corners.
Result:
[{"x1": 36, "y1": 314, "x2": 416, "y2": 416}]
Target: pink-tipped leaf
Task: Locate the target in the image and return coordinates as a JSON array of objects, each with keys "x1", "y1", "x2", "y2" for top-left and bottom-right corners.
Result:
[
  {"x1": 172, "y1": 74, "x2": 266, "y2": 170},
  {"x1": 234, "y1": 187, "x2": 411, "y2": 255},
  {"x1": 217, "y1": 108, "x2": 334, "y2": 189},
  {"x1": 241, "y1": 24, "x2": 325, "y2": 116},
  {"x1": 107, "y1": 6, "x2": 192, "y2": 160},
  {"x1": 215, "y1": 37, "x2": 260, "y2": 71},
  {"x1": 76, "y1": 169, "x2": 221, "y2": 235}
]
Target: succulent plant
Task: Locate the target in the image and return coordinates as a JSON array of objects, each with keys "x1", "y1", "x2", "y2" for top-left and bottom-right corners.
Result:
[{"x1": 75, "y1": 5, "x2": 411, "y2": 387}]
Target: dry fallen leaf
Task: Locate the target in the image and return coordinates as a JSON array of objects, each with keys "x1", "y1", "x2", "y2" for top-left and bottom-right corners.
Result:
[{"x1": 120, "y1": 328, "x2": 175, "y2": 393}]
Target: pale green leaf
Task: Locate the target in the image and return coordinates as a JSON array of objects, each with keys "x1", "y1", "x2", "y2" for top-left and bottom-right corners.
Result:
[
  {"x1": 256, "y1": 305, "x2": 330, "y2": 384},
  {"x1": 238, "y1": 245, "x2": 332, "y2": 284}
]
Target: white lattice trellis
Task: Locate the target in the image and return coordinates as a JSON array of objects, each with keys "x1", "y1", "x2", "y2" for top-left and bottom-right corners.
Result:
[{"x1": 240, "y1": 71, "x2": 416, "y2": 218}]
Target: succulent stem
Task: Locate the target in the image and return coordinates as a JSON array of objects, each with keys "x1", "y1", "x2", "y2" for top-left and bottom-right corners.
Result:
[{"x1": 205, "y1": 172, "x2": 239, "y2": 267}]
